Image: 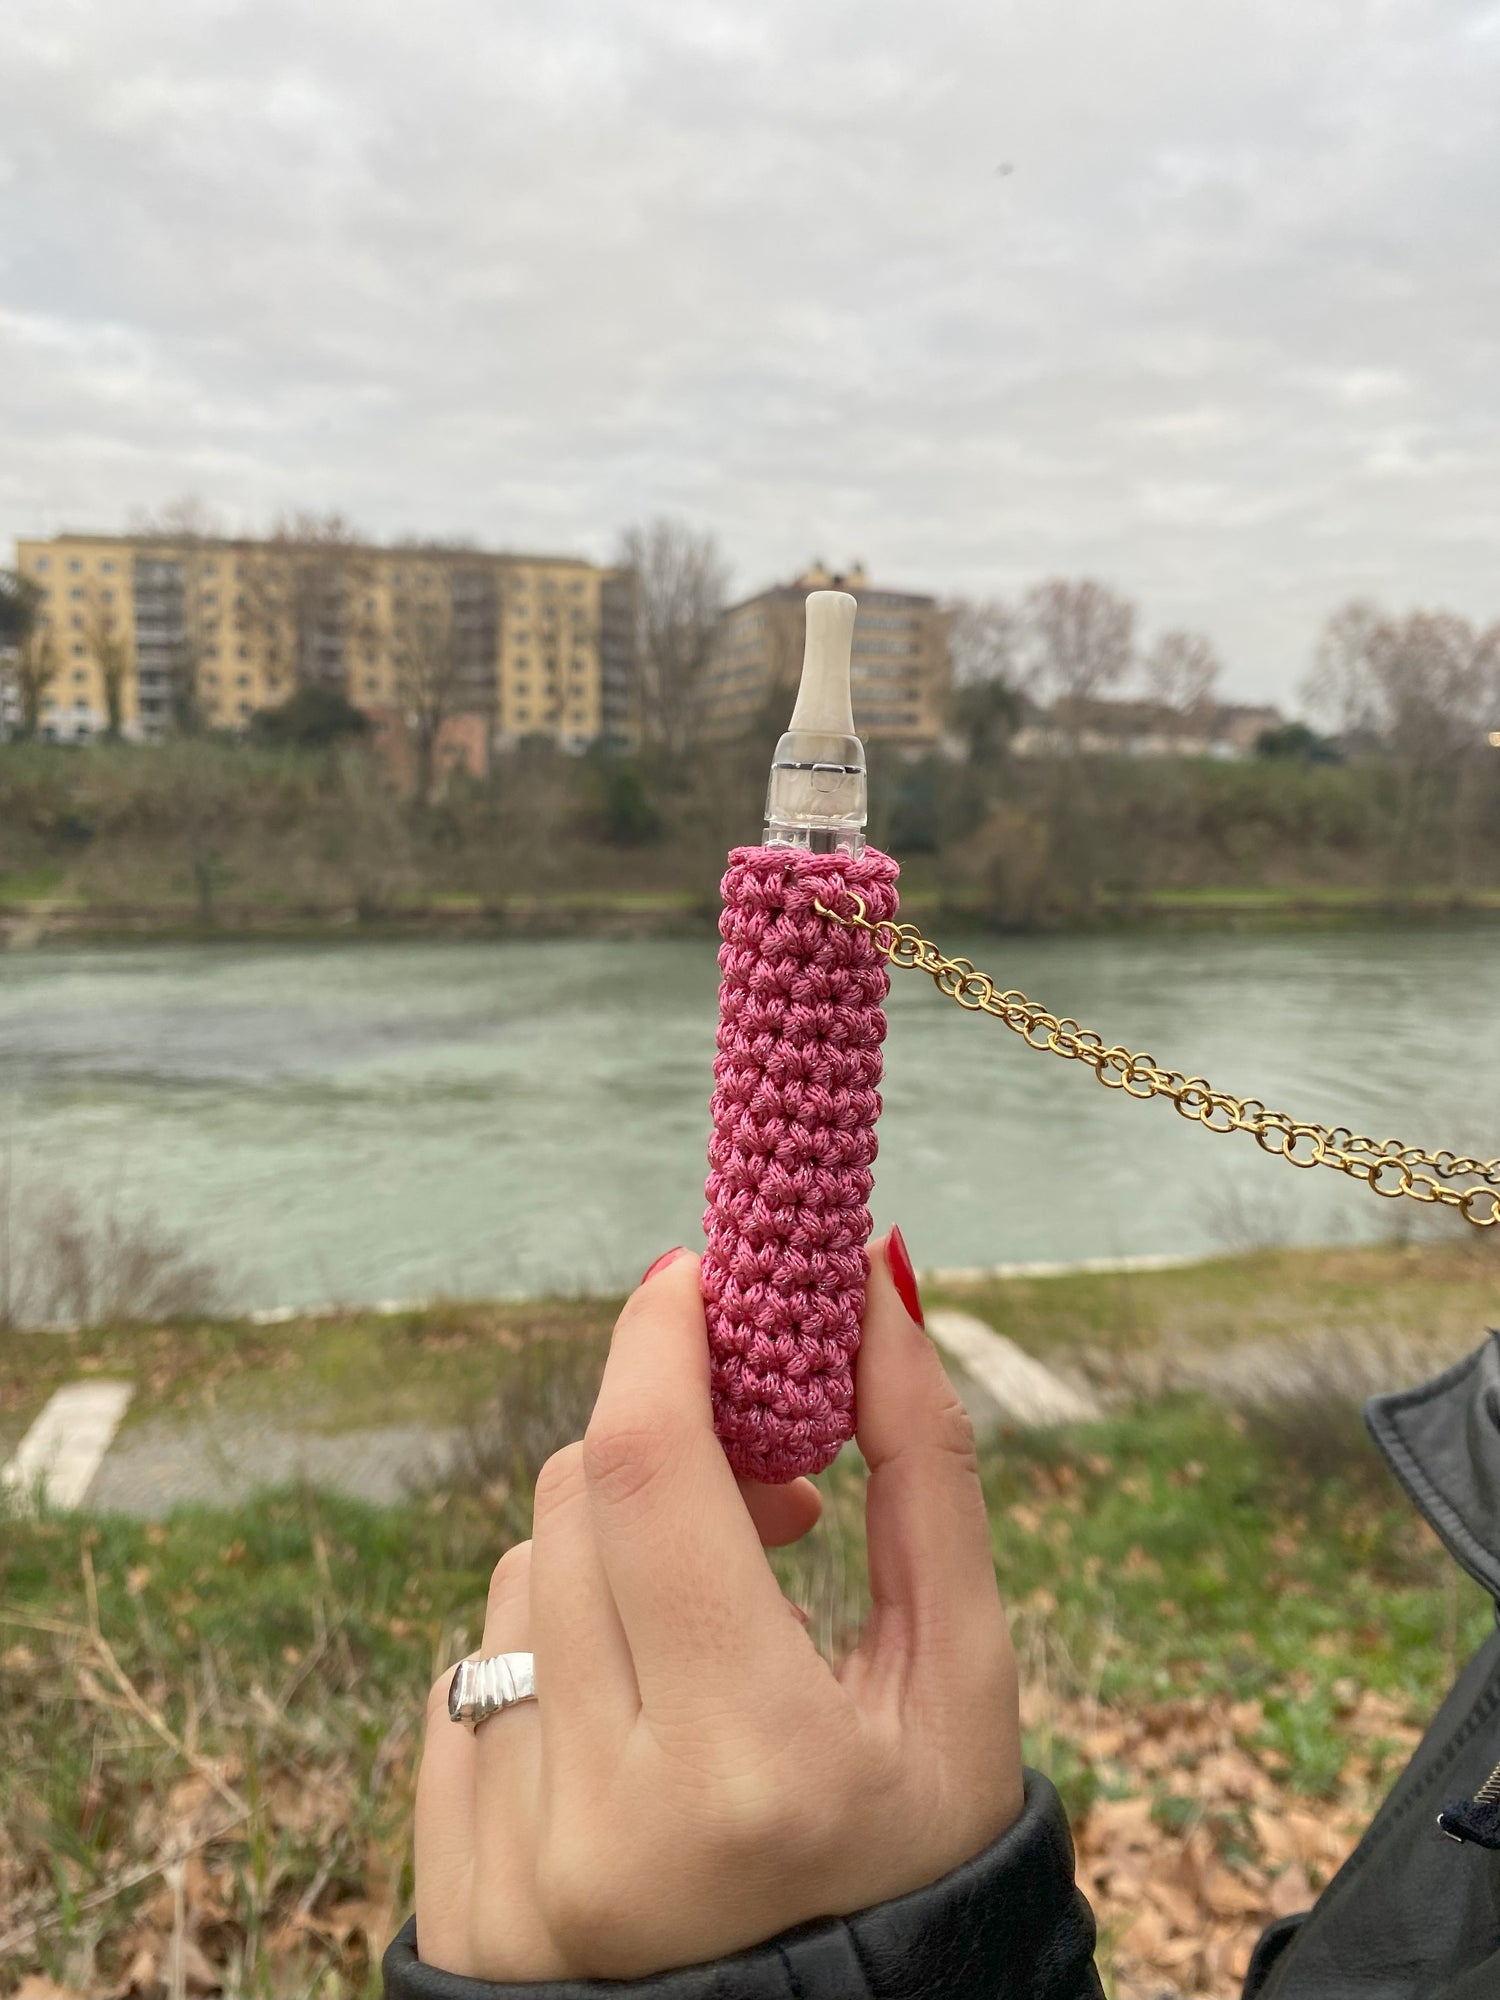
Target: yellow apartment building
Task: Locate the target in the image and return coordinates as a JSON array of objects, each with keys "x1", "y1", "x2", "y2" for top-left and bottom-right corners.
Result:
[
  {"x1": 10, "y1": 532, "x2": 637, "y2": 753},
  {"x1": 697, "y1": 563, "x2": 951, "y2": 748}
]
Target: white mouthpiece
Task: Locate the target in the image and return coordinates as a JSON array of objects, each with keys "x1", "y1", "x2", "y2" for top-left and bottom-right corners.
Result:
[
  {"x1": 761, "y1": 588, "x2": 866, "y2": 856},
  {"x1": 787, "y1": 591, "x2": 857, "y2": 734}
]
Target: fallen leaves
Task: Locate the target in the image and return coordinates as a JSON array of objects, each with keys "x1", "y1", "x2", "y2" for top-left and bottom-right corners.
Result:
[{"x1": 1062, "y1": 1688, "x2": 1395, "y2": 2000}]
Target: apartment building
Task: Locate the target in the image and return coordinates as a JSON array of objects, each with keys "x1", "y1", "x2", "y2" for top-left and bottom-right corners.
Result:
[
  {"x1": 10, "y1": 532, "x2": 637, "y2": 754},
  {"x1": 697, "y1": 563, "x2": 950, "y2": 747}
]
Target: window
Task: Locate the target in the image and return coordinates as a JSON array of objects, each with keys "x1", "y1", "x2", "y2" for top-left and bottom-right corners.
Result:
[
  {"x1": 364, "y1": 677, "x2": 379, "y2": 694},
  {"x1": 67, "y1": 558, "x2": 82, "y2": 573},
  {"x1": 73, "y1": 669, "x2": 86, "y2": 684},
  {"x1": 236, "y1": 673, "x2": 250, "y2": 688},
  {"x1": 238, "y1": 645, "x2": 249, "y2": 659},
  {"x1": 101, "y1": 560, "x2": 115, "y2": 575},
  {"x1": 72, "y1": 642, "x2": 85, "y2": 656},
  {"x1": 36, "y1": 557, "x2": 49, "y2": 572},
  {"x1": 71, "y1": 614, "x2": 83, "y2": 629},
  {"x1": 69, "y1": 587, "x2": 84, "y2": 601}
]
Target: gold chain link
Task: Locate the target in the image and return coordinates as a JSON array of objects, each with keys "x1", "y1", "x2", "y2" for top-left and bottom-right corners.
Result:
[{"x1": 815, "y1": 893, "x2": 1500, "y2": 1230}]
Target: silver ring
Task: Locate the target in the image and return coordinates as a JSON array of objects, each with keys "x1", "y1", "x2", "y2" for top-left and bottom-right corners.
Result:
[{"x1": 448, "y1": 1651, "x2": 537, "y2": 1733}]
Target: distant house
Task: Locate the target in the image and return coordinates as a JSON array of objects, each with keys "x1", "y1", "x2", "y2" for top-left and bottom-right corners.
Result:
[{"x1": 1010, "y1": 696, "x2": 1285, "y2": 761}]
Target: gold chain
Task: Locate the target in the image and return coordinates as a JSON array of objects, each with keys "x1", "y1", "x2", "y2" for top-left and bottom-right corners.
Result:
[{"x1": 815, "y1": 893, "x2": 1500, "y2": 1229}]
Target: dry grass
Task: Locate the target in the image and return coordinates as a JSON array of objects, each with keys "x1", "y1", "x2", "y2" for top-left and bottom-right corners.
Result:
[{"x1": 0, "y1": 1178, "x2": 221, "y2": 1333}]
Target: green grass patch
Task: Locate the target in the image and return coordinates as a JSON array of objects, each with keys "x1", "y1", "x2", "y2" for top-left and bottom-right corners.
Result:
[
  {"x1": 0, "y1": 1390, "x2": 1483, "y2": 1996},
  {"x1": 925, "y1": 1238, "x2": 1500, "y2": 1364}
]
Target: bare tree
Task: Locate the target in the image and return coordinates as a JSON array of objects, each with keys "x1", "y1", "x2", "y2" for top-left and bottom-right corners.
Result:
[
  {"x1": 130, "y1": 495, "x2": 226, "y2": 541},
  {"x1": 81, "y1": 581, "x2": 131, "y2": 738},
  {"x1": 1305, "y1": 602, "x2": 1500, "y2": 764},
  {"x1": 389, "y1": 572, "x2": 466, "y2": 803},
  {"x1": 0, "y1": 568, "x2": 41, "y2": 651},
  {"x1": 616, "y1": 519, "x2": 729, "y2": 760},
  {"x1": 947, "y1": 595, "x2": 1021, "y2": 688},
  {"x1": 0, "y1": 569, "x2": 48, "y2": 738},
  {"x1": 1305, "y1": 600, "x2": 1500, "y2": 887},
  {"x1": 237, "y1": 512, "x2": 376, "y2": 702},
  {"x1": 1143, "y1": 628, "x2": 1223, "y2": 737},
  {"x1": 11, "y1": 622, "x2": 59, "y2": 739},
  {"x1": 1302, "y1": 599, "x2": 1385, "y2": 743},
  {"x1": 1021, "y1": 579, "x2": 1136, "y2": 737}
]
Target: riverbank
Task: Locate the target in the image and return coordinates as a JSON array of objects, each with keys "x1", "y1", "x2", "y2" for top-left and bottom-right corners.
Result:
[
  {"x1": 4, "y1": 1239, "x2": 1495, "y2": 1467},
  {"x1": 3, "y1": 1242, "x2": 1495, "y2": 1997},
  {"x1": 7, "y1": 881, "x2": 1500, "y2": 946}
]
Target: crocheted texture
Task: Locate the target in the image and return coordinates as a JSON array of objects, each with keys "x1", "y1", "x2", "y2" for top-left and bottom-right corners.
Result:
[{"x1": 702, "y1": 844, "x2": 901, "y2": 1482}]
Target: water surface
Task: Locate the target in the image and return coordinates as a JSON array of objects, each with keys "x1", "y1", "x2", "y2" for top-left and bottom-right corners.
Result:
[{"x1": 1, "y1": 929, "x2": 1495, "y2": 1309}]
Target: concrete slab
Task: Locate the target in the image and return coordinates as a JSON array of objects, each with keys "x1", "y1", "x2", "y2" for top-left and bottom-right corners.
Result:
[
  {"x1": 927, "y1": 1310, "x2": 1102, "y2": 1429},
  {"x1": 1, "y1": 1381, "x2": 135, "y2": 1513}
]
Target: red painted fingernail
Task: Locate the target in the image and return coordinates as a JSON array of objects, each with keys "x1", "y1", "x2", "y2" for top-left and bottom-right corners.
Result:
[
  {"x1": 639, "y1": 1246, "x2": 688, "y2": 1286},
  {"x1": 887, "y1": 1224, "x2": 924, "y2": 1328}
]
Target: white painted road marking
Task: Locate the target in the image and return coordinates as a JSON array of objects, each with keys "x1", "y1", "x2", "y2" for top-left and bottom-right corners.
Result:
[
  {"x1": 926, "y1": 1310, "x2": 1101, "y2": 1429},
  {"x1": 1, "y1": 1381, "x2": 135, "y2": 1513}
]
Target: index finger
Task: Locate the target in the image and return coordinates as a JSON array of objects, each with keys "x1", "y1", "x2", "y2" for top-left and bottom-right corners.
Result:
[{"x1": 581, "y1": 1253, "x2": 807, "y2": 1707}]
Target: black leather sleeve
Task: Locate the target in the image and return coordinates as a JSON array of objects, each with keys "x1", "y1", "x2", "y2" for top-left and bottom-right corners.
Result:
[{"x1": 383, "y1": 1770, "x2": 1104, "y2": 2000}]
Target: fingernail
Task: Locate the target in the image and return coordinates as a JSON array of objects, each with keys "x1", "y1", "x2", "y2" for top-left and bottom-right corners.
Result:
[
  {"x1": 887, "y1": 1224, "x2": 924, "y2": 1328},
  {"x1": 639, "y1": 1246, "x2": 688, "y2": 1287}
]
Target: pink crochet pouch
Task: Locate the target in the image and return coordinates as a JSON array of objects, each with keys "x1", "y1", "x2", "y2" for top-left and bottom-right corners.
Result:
[{"x1": 701, "y1": 843, "x2": 901, "y2": 1482}]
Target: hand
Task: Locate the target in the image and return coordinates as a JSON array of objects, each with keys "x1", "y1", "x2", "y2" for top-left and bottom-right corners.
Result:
[{"x1": 414, "y1": 1235, "x2": 1023, "y2": 1983}]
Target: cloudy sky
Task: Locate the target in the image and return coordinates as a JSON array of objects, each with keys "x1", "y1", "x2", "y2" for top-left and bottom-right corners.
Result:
[{"x1": 3, "y1": 0, "x2": 1498, "y2": 703}]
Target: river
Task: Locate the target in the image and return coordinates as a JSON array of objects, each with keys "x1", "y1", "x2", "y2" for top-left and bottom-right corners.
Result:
[{"x1": 1, "y1": 928, "x2": 1496, "y2": 1311}]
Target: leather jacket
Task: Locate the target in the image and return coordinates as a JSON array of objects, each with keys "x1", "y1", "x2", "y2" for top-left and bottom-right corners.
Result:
[{"x1": 385, "y1": 1334, "x2": 1500, "y2": 2000}]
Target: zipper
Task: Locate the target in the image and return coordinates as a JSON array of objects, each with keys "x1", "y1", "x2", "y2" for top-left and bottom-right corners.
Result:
[{"x1": 1437, "y1": 1756, "x2": 1500, "y2": 1846}]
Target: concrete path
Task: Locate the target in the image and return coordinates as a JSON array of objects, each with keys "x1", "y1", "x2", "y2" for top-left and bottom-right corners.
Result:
[
  {"x1": 1, "y1": 1381, "x2": 135, "y2": 1513},
  {"x1": 927, "y1": 1309, "x2": 1103, "y2": 1430},
  {"x1": 85, "y1": 1411, "x2": 465, "y2": 1518}
]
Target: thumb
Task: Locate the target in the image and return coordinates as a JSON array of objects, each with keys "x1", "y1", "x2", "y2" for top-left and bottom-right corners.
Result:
[{"x1": 850, "y1": 1230, "x2": 1003, "y2": 1686}]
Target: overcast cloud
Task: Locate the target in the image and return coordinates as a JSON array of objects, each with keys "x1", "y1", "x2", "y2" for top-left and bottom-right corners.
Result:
[{"x1": 3, "y1": 0, "x2": 1499, "y2": 702}]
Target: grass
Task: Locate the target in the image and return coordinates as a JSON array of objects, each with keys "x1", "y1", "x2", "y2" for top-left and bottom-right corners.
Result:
[
  {"x1": 927, "y1": 1236, "x2": 1500, "y2": 1369},
  {"x1": 0, "y1": 864, "x2": 69, "y2": 904},
  {"x1": 0, "y1": 1389, "x2": 1484, "y2": 1998},
  {"x1": 5, "y1": 1239, "x2": 1495, "y2": 1444},
  {"x1": 0, "y1": 1299, "x2": 616, "y2": 1439},
  {"x1": 3, "y1": 1246, "x2": 1499, "y2": 1995}
]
